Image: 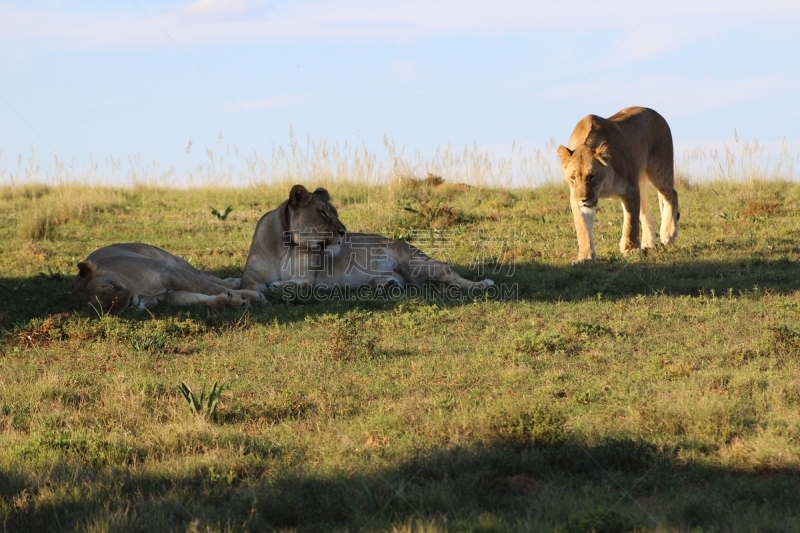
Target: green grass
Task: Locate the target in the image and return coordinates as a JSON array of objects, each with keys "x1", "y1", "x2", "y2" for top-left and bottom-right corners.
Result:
[{"x1": 2, "y1": 178, "x2": 800, "y2": 531}]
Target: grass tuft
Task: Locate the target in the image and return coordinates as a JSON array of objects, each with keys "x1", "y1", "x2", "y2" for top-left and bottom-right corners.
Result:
[
  {"x1": 309, "y1": 311, "x2": 380, "y2": 361},
  {"x1": 489, "y1": 405, "x2": 567, "y2": 448}
]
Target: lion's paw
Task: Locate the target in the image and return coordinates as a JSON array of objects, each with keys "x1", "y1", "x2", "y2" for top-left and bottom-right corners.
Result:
[
  {"x1": 225, "y1": 291, "x2": 248, "y2": 308},
  {"x1": 236, "y1": 289, "x2": 267, "y2": 304},
  {"x1": 476, "y1": 279, "x2": 495, "y2": 289}
]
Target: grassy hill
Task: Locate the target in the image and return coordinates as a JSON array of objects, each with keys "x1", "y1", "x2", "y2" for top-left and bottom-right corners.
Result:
[{"x1": 1, "y1": 178, "x2": 800, "y2": 531}]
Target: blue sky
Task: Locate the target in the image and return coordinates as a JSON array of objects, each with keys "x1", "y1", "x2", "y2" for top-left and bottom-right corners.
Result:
[{"x1": 1, "y1": 0, "x2": 798, "y2": 185}]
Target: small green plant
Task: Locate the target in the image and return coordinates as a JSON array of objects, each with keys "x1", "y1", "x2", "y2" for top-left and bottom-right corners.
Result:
[
  {"x1": 129, "y1": 329, "x2": 167, "y2": 352},
  {"x1": 210, "y1": 205, "x2": 233, "y2": 220},
  {"x1": 402, "y1": 197, "x2": 457, "y2": 229},
  {"x1": 310, "y1": 312, "x2": 379, "y2": 361},
  {"x1": 178, "y1": 381, "x2": 224, "y2": 420},
  {"x1": 513, "y1": 331, "x2": 571, "y2": 356},
  {"x1": 767, "y1": 325, "x2": 800, "y2": 355},
  {"x1": 489, "y1": 405, "x2": 566, "y2": 448}
]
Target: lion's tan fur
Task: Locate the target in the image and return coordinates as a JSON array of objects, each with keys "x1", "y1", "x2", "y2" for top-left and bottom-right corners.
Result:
[
  {"x1": 557, "y1": 106, "x2": 679, "y2": 264},
  {"x1": 241, "y1": 185, "x2": 494, "y2": 294},
  {"x1": 75, "y1": 243, "x2": 264, "y2": 311}
]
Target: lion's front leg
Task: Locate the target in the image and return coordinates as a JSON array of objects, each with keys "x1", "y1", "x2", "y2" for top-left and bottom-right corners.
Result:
[
  {"x1": 619, "y1": 193, "x2": 641, "y2": 255},
  {"x1": 638, "y1": 175, "x2": 657, "y2": 249},
  {"x1": 570, "y1": 196, "x2": 596, "y2": 265},
  {"x1": 166, "y1": 290, "x2": 248, "y2": 309},
  {"x1": 268, "y1": 278, "x2": 313, "y2": 291},
  {"x1": 410, "y1": 257, "x2": 493, "y2": 290},
  {"x1": 219, "y1": 277, "x2": 242, "y2": 289},
  {"x1": 267, "y1": 278, "x2": 315, "y2": 302},
  {"x1": 231, "y1": 289, "x2": 267, "y2": 304}
]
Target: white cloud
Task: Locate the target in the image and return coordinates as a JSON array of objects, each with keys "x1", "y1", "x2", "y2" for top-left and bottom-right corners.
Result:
[
  {"x1": 184, "y1": 0, "x2": 274, "y2": 20},
  {"x1": 2, "y1": 0, "x2": 799, "y2": 51},
  {"x1": 533, "y1": 73, "x2": 797, "y2": 119}
]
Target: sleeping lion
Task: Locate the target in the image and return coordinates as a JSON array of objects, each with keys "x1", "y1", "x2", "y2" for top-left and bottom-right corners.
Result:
[
  {"x1": 75, "y1": 243, "x2": 265, "y2": 311},
  {"x1": 241, "y1": 185, "x2": 494, "y2": 296}
]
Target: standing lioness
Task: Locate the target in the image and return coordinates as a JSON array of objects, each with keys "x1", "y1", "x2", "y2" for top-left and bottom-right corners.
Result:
[{"x1": 557, "y1": 106, "x2": 679, "y2": 264}]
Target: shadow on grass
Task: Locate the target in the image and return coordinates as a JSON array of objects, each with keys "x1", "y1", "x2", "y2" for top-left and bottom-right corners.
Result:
[
  {"x1": 0, "y1": 272, "x2": 77, "y2": 333},
  {"x1": 2, "y1": 436, "x2": 798, "y2": 531},
  {"x1": 2, "y1": 256, "x2": 799, "y2": 334},
  {"x1": 510, "y1": 256, "x2": 800, "y2": 301}
]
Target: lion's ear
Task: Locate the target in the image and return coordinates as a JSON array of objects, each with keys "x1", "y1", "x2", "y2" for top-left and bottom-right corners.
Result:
[
  {"x1": 594, "y1": 142, "x2": 611, "y2": 166},
  {"x1": 289, "y1": 185, "x2": 312, "y2": 208},
  {"x1": 312, "y1": 187, "x2": 331, "y2": 201},
  {"x1": 77, "y1": 262, "x2": 94, "y2": 280},
  {"x1": 557, "y1": 145, "x2": 573, "y2": 165}
]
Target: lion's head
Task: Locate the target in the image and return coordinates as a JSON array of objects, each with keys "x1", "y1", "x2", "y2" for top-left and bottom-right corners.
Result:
[
  {"x1": 74, "y1": 262, "x2": 134, "y2": 312},
  {"x1": 282, "y1": 185, "x2": 347, "y2": 250},
  {"x1": 557, "y1": 141, "x2": 612, "y2": 210}
]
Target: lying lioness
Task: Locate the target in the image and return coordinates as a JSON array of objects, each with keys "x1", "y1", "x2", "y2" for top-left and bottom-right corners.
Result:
[
  {"x1": 241, "y1": 185, "x2": 494, "y2": 296},
  {"x1": 557, "y1": 106, "x2": 679, "y2": 264},
  {"x1": 75, "y1": 243, "x2": 265, "y2": 311}
]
